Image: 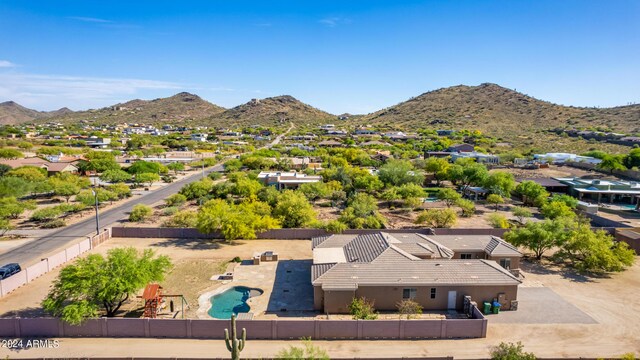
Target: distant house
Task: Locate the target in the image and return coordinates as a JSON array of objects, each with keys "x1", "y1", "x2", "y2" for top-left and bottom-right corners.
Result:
[
  {"x1": 317, "y1": 140, "x2": 343, "y2": 148},
  {"x1": 0, "y1": 157, "x2": 79, "y2": 176},
  {"x1": 450, "y1": 152, "x2": 499, "y2": 164},
  {"x1": 425, "y1": 151, "x2": 452, "y2": 159},
  {"x1": 447, "y1": 143, "x2": 475, "y2": 153},
  {"x1": 361, "y1": 140, "x2": 390, "y2": 147},
  {"x1": 436, "y1": 130, "x2": 455, "y2": 136},
  {"x1": 190, "y1": 133, "x2": 208, "y2": 142},
  {"x1": 355, "y1": 128, "x2": 378, "y2": 135},
  {"x1": 84, "y1": 137, "x2": 111, "y2": 149},
  {"x1": 382, "y1": 131, "x2": 417, "y2": 142},
  {"x1": 371, "y1": 151, "x2": 392, "y2": 163},
  {"x1": 312, "y1": 232, "x2": 521, "y2": 314},
  {"x1": 257, "y1": 171, "x2": 322, "y2": 190},
  {"x1": 554, "y1": 177, "x2": 640, "y2": 205},
  {"x1": 533, "y1": 153, "x2": 601, "y2": 165}
]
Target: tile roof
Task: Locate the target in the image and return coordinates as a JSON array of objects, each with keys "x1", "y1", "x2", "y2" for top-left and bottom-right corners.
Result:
[
  {"x1": 343, "y1": 233, "x2": 389, "y2": 263},
  {"x1": 313, "y1": 256, "x2": 521, "y2": 288},
  {"x1": 312, "y1": 263, "x2": 336, "y2": 281}
]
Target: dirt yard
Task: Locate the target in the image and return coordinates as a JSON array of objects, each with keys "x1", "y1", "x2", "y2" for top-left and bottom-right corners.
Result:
[{"x1": 0, "y1": 238, "x2": 312, "y2": 319}]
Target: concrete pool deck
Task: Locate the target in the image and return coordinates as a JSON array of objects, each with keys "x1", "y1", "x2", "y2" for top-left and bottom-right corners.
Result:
[{"x1": 197, "y1": 259, "x2": 315, "y2": 319}]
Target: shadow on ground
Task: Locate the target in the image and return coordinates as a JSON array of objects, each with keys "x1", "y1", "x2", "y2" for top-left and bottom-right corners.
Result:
[
  {"x1": 1, "y1": 307, "x2": 47, "y2": 318},
  {"x1": 265, "y1": 260, "x2": 315, "y2": 317},
  {"x1": 151, "y1": 238, "x2": 224, "y2": 250},
  {"x1": 520, "y1": 258, "x2": 608, "y2": 283}
]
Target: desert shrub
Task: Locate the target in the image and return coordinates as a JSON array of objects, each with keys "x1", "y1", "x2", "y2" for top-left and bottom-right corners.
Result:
[
  {"x1": 129, "y1": 204, "x2": 152, "y2": 222},
  {"x1": 165, "y1": 193, "x2": 187, "y2": 207},
  {"x1": 456, "y1": 198, "x2": 476, "y2": 217},
  {"x1": 232, "y1": 256, "x2": 242, "y2": 263},
  {"x1": 162, "y1": 206, "x2": 179, "y2": 216},
  {"x1": 490, "y1": 342, "x2": 536, "y2": 360},
  {"x1": 349, "y1": 297, "x2": 378, "y2": 320},
  {"x1": 488, "y1": 213, "x2": 511, "y2": 229},
  {"x1": 30, "y1": 207, "x2": 63, "y2": 222},
  {"x1": 415, "y1": 208, "x2": 457, "y2": 228},
  {"x1": 162, "y1": 210, "x2": 198, "y2": 228},
  {"x1": 323, "y1": 220, "x2": 348, "y2": 234},
  {"x1": 41, "y1": 219, "x2": 66, "y2": 228},
  {"x1": 397, "y1": 299, "x2": 423, "y2": 319}
]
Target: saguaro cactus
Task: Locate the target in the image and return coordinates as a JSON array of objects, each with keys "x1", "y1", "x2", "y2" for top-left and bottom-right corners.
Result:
[{"x1": 224, "y1": 314, "x2": 246, "y2": 360}]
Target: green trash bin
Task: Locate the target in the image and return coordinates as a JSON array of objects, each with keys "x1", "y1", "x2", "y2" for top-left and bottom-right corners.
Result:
[
  {"x1": 492, "y1": 301, "x2": 501, "y2": 314},
  {"x1": 483, "y1": 302, "x2": 492, "y2": 315}
]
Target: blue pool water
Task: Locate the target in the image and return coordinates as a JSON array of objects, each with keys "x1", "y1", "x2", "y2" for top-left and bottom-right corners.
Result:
[{"x1": 208, "y1": 286, "x2": 263, "y2": 319}]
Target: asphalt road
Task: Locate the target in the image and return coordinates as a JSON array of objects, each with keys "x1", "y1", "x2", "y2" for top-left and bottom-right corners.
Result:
[
  {"x1": 0, "y1": 124, "x2": 292, "y2": 268},
  {"x1": 0, "y1": 166, "x2": 219, "y2": 267}
]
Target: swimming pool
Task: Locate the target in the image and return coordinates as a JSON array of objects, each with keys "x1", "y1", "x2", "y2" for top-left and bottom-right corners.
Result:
[{"x1": 208, "y1": 286, "x2": 263, "y2": 319}]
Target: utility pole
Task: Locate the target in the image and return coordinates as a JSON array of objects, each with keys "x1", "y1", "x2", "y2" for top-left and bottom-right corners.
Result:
[{"x1": 92, "y1": 178, "x2": 99, "y2": 236}]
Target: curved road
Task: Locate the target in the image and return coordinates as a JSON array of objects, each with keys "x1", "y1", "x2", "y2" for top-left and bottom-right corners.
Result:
[{"x1": 0, "y1": 124, "x2": 295, "y2": 267}]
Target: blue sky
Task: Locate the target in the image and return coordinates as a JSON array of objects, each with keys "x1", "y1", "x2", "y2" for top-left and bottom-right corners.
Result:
[{"x1": 0, "y1": 0, "x2": 638, "y2": 114}]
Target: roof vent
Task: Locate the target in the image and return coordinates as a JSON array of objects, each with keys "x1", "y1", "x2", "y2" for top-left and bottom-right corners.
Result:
[{"x1": 435, "y1": 263, "x2": 441, "y2": 266}]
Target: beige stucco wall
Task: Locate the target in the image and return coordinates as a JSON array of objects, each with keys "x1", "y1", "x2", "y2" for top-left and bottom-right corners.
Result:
[
  {"x1": 487, "y1": 256, "x2": 521, "y2": 270},
  {"x1": 318, "y1": 285, "x2": 518, "y2": 314}
]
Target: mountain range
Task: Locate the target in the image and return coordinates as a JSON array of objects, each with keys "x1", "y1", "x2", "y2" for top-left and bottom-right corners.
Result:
[{"x1": 2, "y1": 84, "x2": 638, "y2": 139}]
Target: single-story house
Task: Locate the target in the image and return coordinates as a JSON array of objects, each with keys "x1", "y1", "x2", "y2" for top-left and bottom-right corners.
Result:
[
  {"x1": 451, "y1": 152, "x2": 499, "y2": 164},
  {"x1": 257, "y1": 171, "x2": 322, "y2": 190},
  {"x1": 317, "y1": 140, "x2": 343, "y2": 148},
  {"x1": 311, "y1": 232, "x2": 521, "y2": 314},
  {"x1": 533, "y1": 153, "x2": 601, "y2": 165},
  {"x1": 447, "y1": 144, "x2": 475, "y2": 153},
  {"x1": 554, "y1": 177, "x2": 640, "y2": 205}
]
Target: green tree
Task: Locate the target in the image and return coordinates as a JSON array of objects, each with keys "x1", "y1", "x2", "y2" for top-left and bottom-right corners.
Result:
[
  {"x1": 456, "y1": 198, "x2": 476, "y2": 217},
  {"x1": 486, "y1": 194, "x2": 504, "y2": 211},
  {"x1": 273, "y1": 190, "x2": 317, "y2": 228},
  {"x1": 100, "y1": 169, "x2": 131, "y2": 183},
  {"x1": 134, "y1": 172, "x2": 161, "y2": 187},
  {"x1": 299, "y1": 182, "x2": 330, "y2": 202},
  {"x1": 0, "y1": 197, "x2": 36, "y2": 219},
  {"x1": 42, "y1": 248, "x2": 171, "y2": 324},
  {"x1": 0, "y1": 176, "x2": 32, "y2": 198},
  {"x1": 484, "y1": 171, "x2": 516, "y2": 198},
  {"x1": 108, "y1": 183, "x2": 131, "y2": 199},
  {"x1": 437, "y1": 188, "x2": 462, "y2": 207},
  {"x1": 598, "y1": 154, "x2": 627, "y2": 173},
  {"x1": 339, "y1": 193, "x2": 385, "y2": 229},
  {"x1": 8, "y1": 166, "x2": 47, "y2": 181},
  {"x1": 549, "y1": 194, "x2": 579, "y2": 209},
  {"x1": 624, "y1": 148, "x2": 640, "y2": 169},
  {"x1": 505, "y1": 218, "x2": 573, "y2": 259},
  {"x1": 447, "y1": 160, "x2": 488, "y2": 192},
  {"x1": 129, "y1": 204, "x2": 153, "y2": 222},
  {"x1": 490, "y1": 342, "x2": 536, "y2": 360},
  {"x1": 380, "y1": 187, "x2": 401, "y2": 207},
  {"x1": 424, "y1": 157, "x2": 450, "y2": 186},
  {"x1": 180, "y1": 178, "x2": 214, "y2": 200},
  {"x1": 378, "y1": 159, "x2": 424, "y2": 186},
  {"x1": 0, "y1": 218, "x2": 14, "y2": 236},
  {"x1": 558, "y1": 224, "x2": 636, "y2": 273},
  {"x1": 54, "y1": 183, "x2": 80, "y2": 203},
  {"x1": 224, "y1": 159, "x2": 243, "y2": 172},
  {"x1": 512, "y1": 206, "x2": 533, "y2": 224},
  {"x1": 0, "y1": 148, "x2": 23, "y2": 159},
  {"x1": 127, "y1": 160, "x2": 165, "y2": 174},
  {"x1": 197, "y1": 199, "x2": 280, "y2": 240},
  {"x1": 540, "y1": 200, "x2": 576, "y2": 220},
  {"x1": 397, "y1": 183, "x2": 426, "y2": 199},
  {"x1": 515, "y1": 180, "x2": 549, "y2": 206},
  {"x1": 167, "y1": 162, "x2": 185, "y2": 174},
  {"x1": 276, "y1": 339, "x2": 330, "y2": 360},
  {"x1": 415, "y1": 208, "x2": 457, "y2": 228}
]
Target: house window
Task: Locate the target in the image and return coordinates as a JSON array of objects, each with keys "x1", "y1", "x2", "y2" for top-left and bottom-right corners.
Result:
[
  {"x1": 499, "y1": 258, "x2": 512, "y2": 270},
  {"x1": 460, "y1": 253, "x2": 473, "y2": 259},
  {"x1": 402, "y1": 288, "x2": 417, "y2": 299},
  {"x1": 430, "y1": 288, "x2": 437, "y2": 299}
]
